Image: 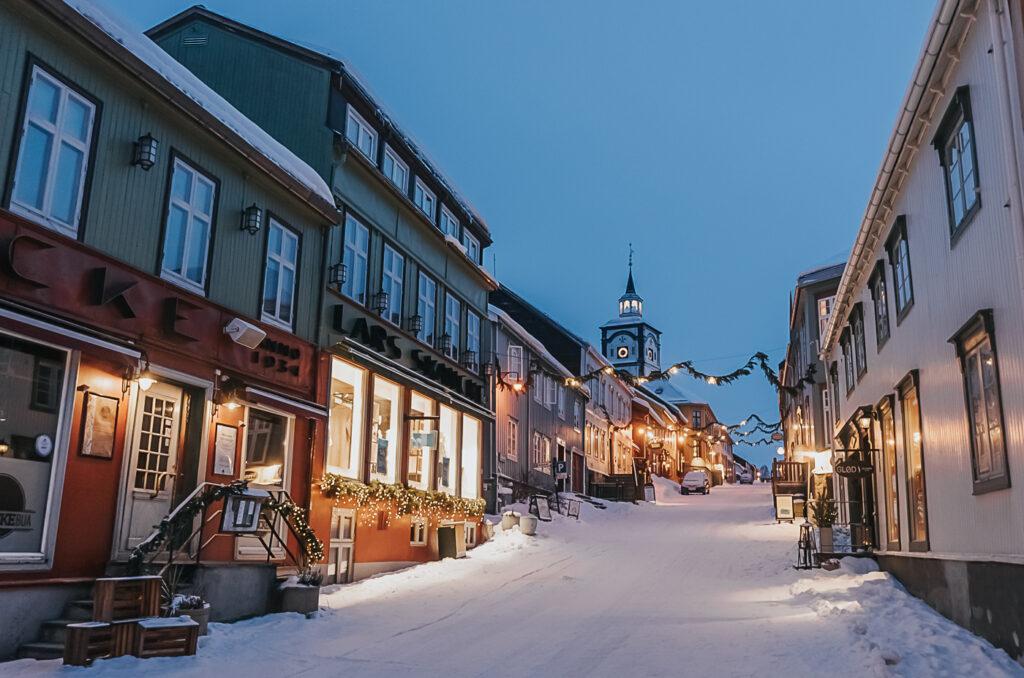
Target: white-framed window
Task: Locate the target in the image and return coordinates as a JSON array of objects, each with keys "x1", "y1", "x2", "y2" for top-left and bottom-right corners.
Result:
[
  {"x1": 465, "y1": 310, "x2": 481, "y2": 371},
  {"x1": 416, "y1": 272, "x2": 436, "y2": 346},
  {"x1": 261, "y1": 219, "x2": 299, "y2": 329},
  {"x1": 382, "y1": 144, "x2": 408, "y2": 192},
  {"x1": 440, "y1": 205, "x2": 460, "y2": 238},
  {"x1": 342, "y1": 214, "x2": 369, "y2": 304},
  {"x1": 444, "y1": 293, "x2": 461, "y2": 360},
  {"x1": 409, "y1": 516, "x2": 427, "y2": 546},
  {"x1": 557, "y1": 385, "x2": 566, "y2": 419},
  {"x1": 346, "y1": 105, "x2": 377, "y2": 160},
  {"x1": 464, "y1": 521, "x2": 478, "y2": 547},
  {"x1": 328, "y1": 358, "x2": 366, "y2": 479},
  {"x1": 817, "y1": 295, "x2": 835, "y2": 341},
  {"x1": 381, "y1": 244, "x2": 405, "y2": 326},
  {"x1": 11, "y1": 66, "x2": 96, "y2": 237},
  {"x1": 545, "y1": 375, "x2": 557, "y2": 409},
  {"x1": 161, "y1": 157, "x2": 216, "y2": 293},
  {"x1": 463, "y1": 231, "x2": 480, "y2": 264},
  {"x1": 414, "y1": 178, "x2": 436, "y2": 223},
  {"x1": 506, "y1": 417, "x2": 518, "y2": 461},
  {"x1": 507, "y1": 345, "x2": 523, "y2": 381},
  {"x1": 573, "y1": 400, "x2": 581, "y2": 431}
]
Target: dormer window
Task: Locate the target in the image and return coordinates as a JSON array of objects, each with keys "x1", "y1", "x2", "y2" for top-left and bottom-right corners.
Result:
[{"x1": 345, "y1": 105, "x2": 377, "y2": 160}]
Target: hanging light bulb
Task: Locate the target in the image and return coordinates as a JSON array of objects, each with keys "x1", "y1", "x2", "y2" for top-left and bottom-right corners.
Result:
[{"x1": 137, "y1": 369, "x2": 155, "y2": 391}]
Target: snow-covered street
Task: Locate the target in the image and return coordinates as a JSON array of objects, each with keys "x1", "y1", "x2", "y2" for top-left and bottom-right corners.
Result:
[{"x1": 6, "y1": 482, "x2": 1022, "y2": 678}]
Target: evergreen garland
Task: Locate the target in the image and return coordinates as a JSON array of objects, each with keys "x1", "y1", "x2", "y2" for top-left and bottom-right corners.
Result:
[{"x1": 319, "y1": 475, "x2": 486, "y2": 520}]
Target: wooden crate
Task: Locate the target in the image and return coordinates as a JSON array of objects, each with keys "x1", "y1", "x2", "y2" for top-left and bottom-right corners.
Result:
[
  {"x1": 92, "y1": 576, "x2": 161, "y2": 622},
  {"x1": 132, "y1": 617, "x2": 199, "y2": 659},
  {"x1": 63, "y1": 621, "x2": 135, "y2": 666}
]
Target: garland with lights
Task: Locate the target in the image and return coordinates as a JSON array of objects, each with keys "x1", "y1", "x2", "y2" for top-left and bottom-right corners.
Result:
[
  {"x1": 319, "y1": 475, "x2": 486, "y2": 527},
  {"x1": 727, "y1": 413, "x2": 781, "y2": 431},
  {"x1": 127, "y1": 480, "x2": 323, "y2": 574}
]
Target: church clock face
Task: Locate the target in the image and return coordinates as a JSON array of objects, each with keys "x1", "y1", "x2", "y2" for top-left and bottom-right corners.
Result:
[
  {"x1": 646, "y1": 347, "x2": 655, "y2": 360},
  {"x1": 617, "y1": 346, "x2": 630, "y2": 359}
]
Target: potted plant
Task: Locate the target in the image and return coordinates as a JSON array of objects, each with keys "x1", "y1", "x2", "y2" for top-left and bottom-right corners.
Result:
[
  {"x1": 811, "y1": 494, "x2": 838, "y2": 553},
  {"x1": 278, "y1": 567, "x2": 322, "y2": 617},
  {"x1": 169, "y1": 593, "x2": 211, "y2": 635}
]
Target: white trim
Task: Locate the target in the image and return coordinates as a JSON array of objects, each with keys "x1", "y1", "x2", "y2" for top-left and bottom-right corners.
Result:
[
  {"x1": 413, "y1": 177, "x2": 437, "y2": 223},
  {"x1": 440, "y1": 205, "x2": 460, "y2": 238},
  {"x1": 382, "y1": 144, "x2": 408, "y2": 192},
  {"x1": 345, "y1": 105, "x2": 377, "y2": 160},
  {"x1": 160, "y1": 157, "x2": 216, "y2": 294},
  {"x1": 0, "y1": 306, "x2": 140, "y2": 358},
  {"x1": 260, "y1": 218, "x2": 299, "y2": 330},
  {"x1": 409, "y1": 516, "x2": 427, "y2": 546}
]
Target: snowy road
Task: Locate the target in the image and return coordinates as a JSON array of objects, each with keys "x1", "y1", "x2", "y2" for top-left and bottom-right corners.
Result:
[{"x1": 6, "y1": 481, "x2": 1022, "y2": 677}]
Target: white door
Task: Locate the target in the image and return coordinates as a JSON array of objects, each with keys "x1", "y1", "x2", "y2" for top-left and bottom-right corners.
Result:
[
  {"x1": 118, "y1": 382, "x2": 184, "y2": 555},
  {"x1": 326, "y1": 507, "x2": 356, "y2": 584}
]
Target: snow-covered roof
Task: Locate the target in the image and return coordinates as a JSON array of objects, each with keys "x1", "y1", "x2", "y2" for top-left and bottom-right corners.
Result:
[
  {"x1": 646, "y1": 379, "x2": 702, "y2": 406},
  {"x1": 488, "y1": 305, "x2": 589, "y2": 398},
  {"x1": 601, "y1": 317, "x2": 642, "y2": 328},
  {"x1": 796, "y1": 262, "x2": 845, "y2": 288},
  {"x1": 58, "y1": 0, "x2": 336, "y2": 215}
]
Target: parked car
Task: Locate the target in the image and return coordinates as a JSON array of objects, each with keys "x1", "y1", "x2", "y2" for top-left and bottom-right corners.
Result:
[
  {"x1": 680, "y1": 470, "x2": 711, "y2": 495},
  {"x1": 759, "y1": 465, "x2": 771, "y2": 482},
  {"x1": 738, "y1": 470, "x2": 754, "y2": 484}
]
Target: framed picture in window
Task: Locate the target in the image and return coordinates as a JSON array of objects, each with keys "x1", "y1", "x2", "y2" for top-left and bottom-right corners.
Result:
[{"x1": 80, "y1": 392, "x2": 118, "y2": 459}]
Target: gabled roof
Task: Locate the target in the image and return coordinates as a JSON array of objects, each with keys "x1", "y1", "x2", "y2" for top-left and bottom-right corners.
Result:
[
  {"x1": 48, "y1": 0, "x2": 337, "y2": 220},
  {"x1": 488, "y1": 305, "x2": 588, "y2": 397},
  {"x1": 796, "y1": 262, "x2": 845, "y2": 288},
  {"x1": 147, "y1": 4, "x2": 489, "y2": 242}
]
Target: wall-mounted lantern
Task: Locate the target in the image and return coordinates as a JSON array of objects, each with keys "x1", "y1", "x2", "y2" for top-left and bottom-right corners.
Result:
[
  {"x1": 132, "y1": 133, "x2": 158, "y2": 171},
  {"x1": 407, "y1": 314, "x2": 423, "y2": 336},
  {"x1": 373, "y1": 290, "x2": 389, "y2": 316},
  {"x1": 461, "y1": 350, "x2": 477, "y2": 371},
  {"x1": 241, "y1": 204, "x2": 263, "y2": 235},
  {"x1": 439, "y1": 332, "x2": 452, "y2": 354},
  {"x1": 328, "y1": 263, "x2": 346, "y2": 287}
]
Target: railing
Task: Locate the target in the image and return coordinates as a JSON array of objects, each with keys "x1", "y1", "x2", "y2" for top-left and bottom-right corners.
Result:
[{"x1": 814, "y1": 499, "x2": 875, "y2": 555}]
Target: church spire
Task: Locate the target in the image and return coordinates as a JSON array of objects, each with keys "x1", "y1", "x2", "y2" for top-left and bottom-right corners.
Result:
[
  {"x1": 618, "y1": 243, "x2": 643, "y2": 318},
  {"x1": 625, "y1": 243, "x2": 637, "y2": 294}
]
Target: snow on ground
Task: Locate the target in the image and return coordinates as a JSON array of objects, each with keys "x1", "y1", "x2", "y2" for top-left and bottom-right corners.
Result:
[{"x1": 5, "y1": 482, "x2": 1021, "y2": 677}]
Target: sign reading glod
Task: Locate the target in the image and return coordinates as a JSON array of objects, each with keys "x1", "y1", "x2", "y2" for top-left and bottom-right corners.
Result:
[{"x1": 834, "y1": 457, "x2": 874, "y2": 478}]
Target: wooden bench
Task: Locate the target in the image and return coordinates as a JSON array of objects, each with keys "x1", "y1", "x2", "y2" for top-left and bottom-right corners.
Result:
[{"x1": 132, "y1": 617, "x2": 199, "y2": 659}]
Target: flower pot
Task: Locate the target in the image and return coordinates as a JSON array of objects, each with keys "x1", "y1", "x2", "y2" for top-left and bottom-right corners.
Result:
[
  {"x1": 501, "y1": 512, "x2": 520, "y2": 531},
  {"x1": 177, "y1": 603, "x2": 211, "y2": 636},
  {"x1": 519, "y1": 514, "x2": 538, "y2": 536},
  {"x1": 818, "y1": 526, "x2": 834, "y2": 554},
  {"x1": 278, "y1": 585, "x2": 320, "y2": 617}
]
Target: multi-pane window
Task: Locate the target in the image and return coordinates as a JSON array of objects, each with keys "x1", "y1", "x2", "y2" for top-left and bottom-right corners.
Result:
[
  {"x1": 557, "y1": 385, "x2": 566, "y2": 419},
  {"x1": 531, "y1": 431, "x2": 551, "y2": 471},
  {"x1": 817, "y1": 295, "x2": 835, "y2": 342},
  {"x1": 869, "y1": 263, "x2": 890, "y2": 349},
  {"x1": 841, "y1": 331, "x2": 855, "y2": 394},
  {"x1": 416, "y1": 272, "x2": 436, "y2": 346},
  {"x1": 346, "y1": 105, "x2": 377, "y2": 160},
  {"x1": 900, "y1": 372, "x2": 928, "y2": 548},
  {"x1": 545, "y1": 375, "x2": 557, "y2": 409},
  {"x1": 444, "y1": 293, "x2": 461, "y2": 360},
  {"x1": 693, "y1": 410, "x2": 702, "y2": 428},
  {"x1": 382, "y1": 145, "x2": 408, "y2": 192},
  {"x1": 879, "y1": 398, "x2": 900, "y2": 549},
  {"x1": 12, "y1": 66, "x2": 96, "y2": 237},
  {"x1": 161, "y1": 158, "x2": 216, "y2": 293},
  {"x1": 507, "y1": 344, "x2": 523, "y2": 380},
  {"x1": 573, "y1": 400, "x2": 581, "y2": 431},
  {"x1": 886, "y1": 218, "x2": 914, "y2": 317},
  {"x1": 506, "y1": 417, "x2": 518, "y2": 461},
  {"x1": 830, "y1": 363, "x2": 840, "y2": 424},
  {"x1": 261, "y1": 219, "x2": 299, "y2": 328},
  {"x1": 342, "y1": 215, "x2": 369, "y2": 304},
  {"x1": 953, "y1": 311, "x2": 1009, "y2": 493},
  {"x1": 409, "y1": 516, "x2": 427, "y2": 546},
  {"x1": 851, "y1": 305, "x2": 867, "y2": 379},
  {"x1": 414, "y1": 178, "x2": 436, "y2": 223},
  {"x1": 463, "y1": 231, "x2": 481, "y2": 264},
  {"x1": 465, "y1": 310, "x2": 481, "y2": 371},
  {"x1": 440, "y1": 205, "x2": 459, "y2": 238},
  {"x1": 381, "y1": 244, "x2": 405, "y2": 326},
  {"x1": 934, "y1": 87, "x2": 979, "y2": 236}
]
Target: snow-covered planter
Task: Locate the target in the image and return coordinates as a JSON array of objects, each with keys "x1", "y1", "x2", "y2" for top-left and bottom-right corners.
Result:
[
  {"x1": 501, "y1": 511, "x2": 520, "y2": 531},
  {"x1": 277, "y1": 569, "x2": 322, "y2": 617},
  {"x1": 519, "y1": 514, "x2": 538, "y2": 536},
  {"x1": 166, "y1": 594, "x2": 210, "y2": 636}
]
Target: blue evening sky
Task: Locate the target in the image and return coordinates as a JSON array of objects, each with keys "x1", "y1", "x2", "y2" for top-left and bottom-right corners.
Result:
[{"x1": 105, "y1": 0, "x2": 934, "y2": 465}]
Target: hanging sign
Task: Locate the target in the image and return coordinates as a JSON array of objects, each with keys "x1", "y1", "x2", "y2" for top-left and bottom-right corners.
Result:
[
  {"x1": 553, "y1": 459, "x2": 568, "y2": 480},
  {"x1": 834, "y1": 455, "x2": 874, "y2": 478},
  {"x1": 771, "y1": 432, "x2": 784, "y2": 441}
]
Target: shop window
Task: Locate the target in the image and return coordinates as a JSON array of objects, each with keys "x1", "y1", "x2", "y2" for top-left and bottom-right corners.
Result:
[
  {"x1": 951, "y1": 310, "x2": 1009, "y2": 494},
  {"x1": 244, "y1": 408, "x2": 289, "y2": 487},
  {"x1": 437, "y1": 405, "x2": 458, "y2": 493},
  {"x1": 11, "y1": 65, "x2": 96, "y2": 238},
  {"x1": 327, "y1": 358, "x2": 366, "y2": 479},
  {"x1": 0, "y1": 334, "x2": 70, "y2": 563},
  {"x1": 464, "y1": 521, "x2": 477, "y2": 548},
  {"x1": 342, "y1": 214, "x2": 369, "y2": 305},
  {"x1": 261, "y1": 218, "x2": 299, "y2": 329},
  {"x1": 161, "y1": 157, "x2": 216, "y2": 294},
  {"x1": 410, "y1": 516, "x2": 427, "y2": 546},
  {"x1": 381, "y1": 244, "x2": 405, "y2": 326},
  {"x1": 899, "y1": 371, "x2": 928, "y2": 550},
  {"x1": 407, "y1": 391, "x2": 436, "y2": 491},
  {"x1": 416, "y1": 272, "x2": 436, "y2": 346},
  {"x1": 460, "y1": 414, "x2": 481, "y2": 499},
  {"x1": 370, "y1": 376, "x2": 400, "y2": 483},
  {"x1": 879, "y1": 397, "x2": 900, "y2": 550}
]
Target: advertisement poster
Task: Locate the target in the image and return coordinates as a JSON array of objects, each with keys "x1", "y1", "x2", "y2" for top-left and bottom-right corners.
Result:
[{"x1": 214, "y1": 424, "x2": 237, "y2": 476}]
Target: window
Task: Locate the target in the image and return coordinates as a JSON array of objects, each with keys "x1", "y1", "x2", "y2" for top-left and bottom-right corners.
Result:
[
  {"x1": 850, "y1": 304, "x2": 866, "y2": 379},
  {"x1": 370, "y1": 376, "x2": 401, "y2": 483},
  {"x1": 886, "y1": 217, "x2": 914, "y2": 318},
  {"x1": 416, "y1": 272, "x2": 436, "y2": 345},
  {"x1": 346, "y1": 105, "x2": 377, "y2": 160},
  {"x1": 841, "y1": 329, "x2": 854, "y2": 395},
  {"x1": 879, "y1": 397, "x2": 900, "y2": 550},
  {"x1": 952, "y1": 310, "x2": 1009, "y2": 494},
  {"x1": 465, "y1": 311, "x2": 481, "y2": 372},
  {"x1": 407, "y1": 391, "x2": 436, "y2": 491},
  {"x1": 506, "y1": 418, "x2": 518, "y2": 461},
  {"x1": 341, "y1": 214, "x2": 369, "y2": 304},
  {"x1": 161, "y1": 158, "x2": 216, "y2": 293},
  {"x1": 463, "y1": 231, "x2": 480, "y2": 264},
  {"x1": 830, "y1": 362, "x2": 840, "y2": 425},
  {"x1": 817, "y1": 295, "x2": 835, "y2": 342},
  {"x1": 933, "y1": 87, "x2": 979, "y2": 237},
  {"x1": 382, "y1": 145, "x2": 408, "y2": 192},
  {"x1": 531, "y1": 431, "x2": 551, "y2": 471},
  {"x1": 460, "y1": 414, "x2": 482, "y2": 499},
  {"x1": 380, "y1": 244, "x2": 405, "y2": 326},
  {"x1": 244, "y1": 408, "x2": 290, "y2": 487},
  {"x1": 464, "y1": 521, "x2": 477, "y2": 547},
  {"x1": 409, "y1": 517, "x2": 427, "y2": 546},
  {"x1": 440, "y1": 205, "x2": 459, "y2": 238},
  {"x1": 327, "y1": 358, "x2": 366, "y2": 479},
  {"x1": 545, "y1": 375, "x2": 557, "y2": 409},
  {"x1": 821, "y1": 386, "x2": 832, "y2": 435},
  {"x1": 261, "y1": 219, "x2": 299, "y2": 328},
  {"x1": 899, "y1": 371, "x2": 928, "y2": 550},
  {"x1": 869, "y1": 262, "x2": 890, "y2": 349},
  {"x1": 413, "y1": 178, "x2": 436, "y2": 223},
  {"x1": 11, "y1": 66, "x2": 96, "y2": 237},
  {"x1": 693, "y1": 410, "x2": 702, "y2": 428},
  {"x1": 444, "y1": 293, "x2": 461, "y2": 360},
  {"x1": 573, "y1": 400, "x2": 582, "y2": 431},
  {"x1": 437, "y1": 405, "x2": 459, "y2": 493},
  {"x1": 507, "y1": 344, "x2": 523, "y2": 381},
  {"x1": 557, "y1": 385, "x2": 566, "y2": 419}
]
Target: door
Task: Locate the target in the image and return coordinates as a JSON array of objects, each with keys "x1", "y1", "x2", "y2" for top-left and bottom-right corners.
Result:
[
  {"x1": 118, "y1": 382, "x2": 184, "y2": 555},
  {"x1": 572, "y1": 452, "x2": 584, "y2": 493},
  {"x1": 326, "y1": 507, "x2": 356, "y2": 585},
  {"x1": 236, "y1": 406, "x2": 292, "y2": 559}
]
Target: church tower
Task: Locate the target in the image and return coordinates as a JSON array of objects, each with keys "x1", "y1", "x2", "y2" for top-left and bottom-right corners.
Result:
[{"x1": 600, "y1": 247, "x2": 662, "y2": 377}]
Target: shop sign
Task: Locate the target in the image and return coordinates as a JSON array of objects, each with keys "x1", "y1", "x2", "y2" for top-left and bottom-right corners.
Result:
[
  {"x1": 0, "y1": 467, "x2": 47, "y2": 552},
  {"x1": 835, "y1": 457, "x2": 874, "y2": 478},
  {"x1": 411, "y1": 351, "x2": 484, "y2": 404},
  {"x1": 332, "y1": 308, "x2": 401, "y2": 359}
]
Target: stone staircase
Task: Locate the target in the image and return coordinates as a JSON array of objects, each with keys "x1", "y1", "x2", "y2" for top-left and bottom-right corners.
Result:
[{"x1": 17, "y1": 598, "x2": 95, "y2": 660}]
